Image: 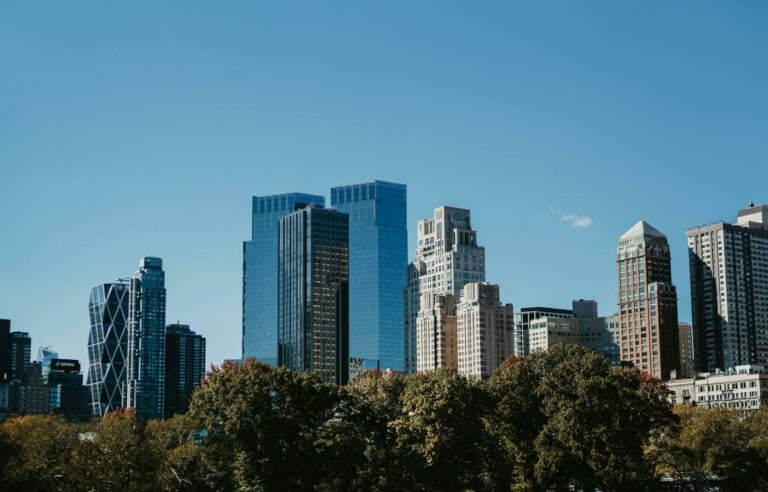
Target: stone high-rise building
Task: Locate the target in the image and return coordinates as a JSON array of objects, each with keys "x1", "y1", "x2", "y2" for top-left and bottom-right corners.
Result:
[
  {"x1": 617, "y1": 221, "x2": 680, "y2": 380},
  {"x1": 456, "y1": 282, "x2": 514, "y2": 379},
  {"x1": 405, "y1": 206, "x2": 485, "y2": 373},
  {"x1": 687, "y1": 204, "x2": 768, "y2": 371},
  {"x1": 416, "y1": 293, "x2": 457, "y2": 373}
]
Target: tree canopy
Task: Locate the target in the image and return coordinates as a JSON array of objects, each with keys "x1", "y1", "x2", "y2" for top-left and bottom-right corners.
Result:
[{"x1": 2, "y1": 345, "x2": 767, "y2": 491}]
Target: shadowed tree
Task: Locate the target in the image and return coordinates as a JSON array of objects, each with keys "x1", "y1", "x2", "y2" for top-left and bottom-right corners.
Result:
[{"x1": 189, "y1": 359, "x2": 339, "y2": 491}]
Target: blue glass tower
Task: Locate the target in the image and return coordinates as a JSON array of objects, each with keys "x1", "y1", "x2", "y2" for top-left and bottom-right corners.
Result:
[
  {"x1": 243, "y1": 193, "x2": 325, "y2": 365},
  {"x1": 331, "y1": 180, "x2": 407, "y2": 373}
]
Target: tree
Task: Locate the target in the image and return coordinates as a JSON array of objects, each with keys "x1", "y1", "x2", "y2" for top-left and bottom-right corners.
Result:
[
  {"x1": 144, "y1": 414, "x2": 208, "y2": 491},
  {"x1": 69, "y1": 409, "x2": 157, "y2": 491},
  {"x1": 0, "y1": 415, "x2": 84, "y2": 491},
  {"x1": 486, "y1": 344, "x2": 674, "y2": 491},
  {"x1": 390, "y1": 369, "x2": 490, "y2": 491},
  {"x1": 189, "y1": 359, "x2": 339, "y2": 491},
  {"x1": 653, "y1": 406, "x2": 768, "y2": 490}
]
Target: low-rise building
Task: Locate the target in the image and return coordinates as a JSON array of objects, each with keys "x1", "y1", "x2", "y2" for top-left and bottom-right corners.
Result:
[{"x1": 666, "y1": 365, "x2": 768, "y2": 413}]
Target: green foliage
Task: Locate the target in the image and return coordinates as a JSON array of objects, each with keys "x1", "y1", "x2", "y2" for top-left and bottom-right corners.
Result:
[
  {"x1": 652, "y1": 405, "x2": 768, "y2": 490},
  {"x1": 1, "y1": 349, "x2": 766, "y2": 491},
  {"x1": 189, "y1": 358, "x2": 339, "y2": 490}
]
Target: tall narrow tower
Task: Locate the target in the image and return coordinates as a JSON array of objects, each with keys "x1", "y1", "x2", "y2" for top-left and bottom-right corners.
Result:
[
  {"x1": 687, "y1": 204, "x2": 768, "y2": 371},
  {"x1": 87, "y1": 280, "x2": 131, "y2": 417},
  {"x1": 126, "y1": 257, "x2": 167, "y2": 420},
  {"x1": 617, "y1": 222, "x2": 680, "y2": 380},
  {"x1": 331, "y1": 180, "x2": 407, "y2": 374},
  {"x1": 405, "y1": 206, "x2": 485, "y2": 373},
  {"x1": 278, "y1": 205, "x2": 350, "y2": 385},
  {"x1": 243, "y1": 193, "x2": 325, "y2": 365}
]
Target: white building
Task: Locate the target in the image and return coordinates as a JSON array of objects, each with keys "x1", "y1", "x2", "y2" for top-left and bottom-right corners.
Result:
[
  {"x1": 528, "y1": 317, "x2": 576, "y2": 354},
  {"x1": 666, "y1": 365, "x2": 768, "y2": 413},
  {"x1": 416, "y1": 293, "x2": 458, "y2": 373},
  {"x1": 405, "y1": 207, "x2": 485, "y2": 373},
  {"x1": 687, "y1": 204, "x2": 768, "y2": 372},
  {"x1": 456, "y1": 283, "x2": 514, "y2": 379}
]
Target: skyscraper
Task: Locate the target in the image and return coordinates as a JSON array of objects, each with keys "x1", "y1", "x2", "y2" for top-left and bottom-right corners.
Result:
[
  {"x1": 687, "y1": 204, "x2": 768, "y2": 371},
  {"x1": 10, "y1": 331, "x2": 31, "y2": 382},
  {"x1": 278, "y1": 205, "x2": 349, "y2": 385},
  {"x1": 617, "y1": 221, "x2": 680, "y2": 380},
  {"x1": 0, "y1": 319, "x2": 11, "y2": 382},
  {"x1": 164, "y1": 324, "x2": 206, "y2": 418},
  {"x1": 405, "y1": 206, "x2": 485, "y2": 373},
  {"x1": 126, "y1": 257, "x2": 167, "y2": 420},
  {"x1": 243, "y1": 193, "x2": 325, "y2": 365},
  {"x1": 331, "y1": 180, "x2": 407, "y2": 373},
  {"x1": 87, "y1": 280, "x2": 131, "y2": 417},
  {"x1": 456, "y1": 282, "x2": 514, "y2": 379}
]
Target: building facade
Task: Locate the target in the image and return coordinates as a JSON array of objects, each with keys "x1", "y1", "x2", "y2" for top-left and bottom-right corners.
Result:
[
  {"x1": 456, "y1": 283, "x2": 513, "y2": 379},
  {"x1": 514, "y1": 307, "x2": 573, "y2": 357},
  {"x1": 678, "y1": 322, "x2": 695, "y2": 378},
  {"x1": 331, "y1": 180, "x2": 407, "y2": 373},
  {"x1": 687, "y1": 204, "x2": 768, "y2": 372},
  {"x1": 278, "y1": 205, "x2": 349, "y2": 385},
  {"x1": 0, "y1": 319, "x2": 10, "y2": 382},
  {"x1": 10, "y1": 331, "x2": 31, "y2": 382},
  {"x1": 667, "y1": 365, "x2": 768, "y2": 413},
  {"x1": 126, "y1": 257, "x2": 167, "y2": 420},
  {"x1": 416, "y1": 293, "x2": 457, "y2": 373},
  {"x1": 243, "y1": 193, "x2": 326, "y2": 366},
  {"x1": 164, "y1": 324, "x2": 206, "y2": 418},
  {"x1": 405, "y1": 206, "x2": 485, "y2": 373},
  {"x1": 47, "y1": 359, "x2": 90, "y2": 421},
  {"x1": 87, "y1": 280, "x2": 131, "y2": 417},
  {"x1": 617, "y1": 221, "x2": 680, "y2": 380}
]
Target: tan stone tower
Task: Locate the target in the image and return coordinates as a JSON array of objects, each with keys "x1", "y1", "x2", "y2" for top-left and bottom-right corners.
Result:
[{"x1": 617, "y1": 221, "x2": 680, "y2": 380}]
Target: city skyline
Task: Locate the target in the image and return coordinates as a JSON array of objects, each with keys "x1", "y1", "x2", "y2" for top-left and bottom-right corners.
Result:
[{"x1": 2, "y1": 2, "x2": 768, "y2": 370}]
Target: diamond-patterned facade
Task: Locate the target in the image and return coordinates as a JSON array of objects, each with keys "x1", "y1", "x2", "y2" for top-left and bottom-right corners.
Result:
[{"x1": 87, "y1": 280, "x2": 130, "y2": 418}]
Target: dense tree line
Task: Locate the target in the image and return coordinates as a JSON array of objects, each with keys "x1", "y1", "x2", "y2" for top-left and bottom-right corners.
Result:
[{"x1": 1, "y1": 345, "x2": 767, "y2": 491}]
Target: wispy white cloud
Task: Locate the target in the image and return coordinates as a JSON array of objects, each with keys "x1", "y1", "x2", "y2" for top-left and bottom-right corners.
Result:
[
  {"x1": 549, "y1": 206, "x2": 593, "y2": 228},
  {"x1": 561, "y1": 214, "x2": 593, "y2": 228}
]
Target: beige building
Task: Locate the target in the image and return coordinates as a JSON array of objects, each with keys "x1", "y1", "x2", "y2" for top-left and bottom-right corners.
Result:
[
  {"x1": 456, "y1": 282, "x2": 514, "y2": 379},
  {"x1": 405, "y1": 207, "x2": 485, "y2": 373},
  {"x1": 617, "y1": 221, "x2": 680, "y2": 380},
  {"x1": 667, "y1": 365, "x2": 768, "y2": 413},
  {"x1": 416, "y1": 293, "x2": 457, "y2": 372},
  {"x1": 528, "y1": 317, "x2": 576, "y2": 354}
]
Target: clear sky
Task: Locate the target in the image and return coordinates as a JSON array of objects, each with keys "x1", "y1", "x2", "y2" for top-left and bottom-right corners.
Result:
[{"x1": 1, "y1": 2, "x2": 767, "y2": 369}]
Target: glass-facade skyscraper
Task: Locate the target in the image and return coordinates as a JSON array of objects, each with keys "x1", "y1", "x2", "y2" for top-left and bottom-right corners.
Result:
[
  {"x1": 278, "y1": 205, "x2": 349, "y2": 385},
  {"x1": 331, "y1": 180, "x2": 407, "y2": 374},
  {"x1": 126, "y1": 257, "x2": 167, "y2": 420},
  {"x1": 87, "y1": 280, "x2": 131, "y2": 418},
  {"x1": 243, "y1": 193, "x2": 325, "y2": 365}
]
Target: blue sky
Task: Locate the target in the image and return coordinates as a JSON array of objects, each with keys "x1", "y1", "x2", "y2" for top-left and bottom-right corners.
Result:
[{"x1": 1, "y1": 2, "x2": 766, "y2": 368}]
